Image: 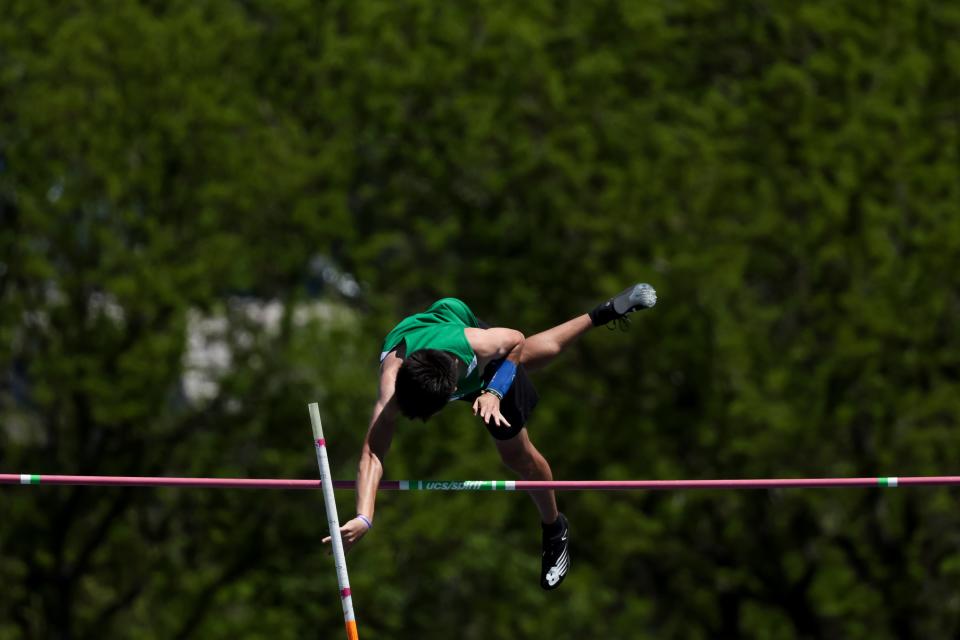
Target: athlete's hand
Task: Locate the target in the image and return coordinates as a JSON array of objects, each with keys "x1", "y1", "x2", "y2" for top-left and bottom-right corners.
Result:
[
  {"x1": 322, "y1": 517, "x2": 370, "y2": 554},
  {"x1": 473, "y1": 392, "x2": 511, "y2": 429}
]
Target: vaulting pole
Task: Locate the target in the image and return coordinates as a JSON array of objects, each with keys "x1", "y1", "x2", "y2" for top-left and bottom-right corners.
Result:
[{"x1": 308, "y1": 402, "x2": 359, "y2": 640}]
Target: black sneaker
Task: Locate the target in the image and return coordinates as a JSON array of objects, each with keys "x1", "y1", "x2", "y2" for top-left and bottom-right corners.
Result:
[
  {"x1": 589, "y1": 283, "x2": 657, "y2": 327},
  {"x1": 541, "y1": 513, "x2": 570, "y2": 590}
]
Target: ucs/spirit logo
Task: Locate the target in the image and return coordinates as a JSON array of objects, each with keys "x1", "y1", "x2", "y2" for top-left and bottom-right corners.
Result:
[{"x1": 421, "y1": 481, "x2": 485, "y2": 490}]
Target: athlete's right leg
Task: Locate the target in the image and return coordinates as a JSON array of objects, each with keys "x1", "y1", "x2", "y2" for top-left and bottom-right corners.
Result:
[
  {"x1": 494, "y1": 427, "x2": 558, "y2": 524},
  {"x1": 520, "y1": 283, "x2": 657, "y2": 373},
  {"x1": 494, "y1": 428, "x2": 570, "y2": 590}
]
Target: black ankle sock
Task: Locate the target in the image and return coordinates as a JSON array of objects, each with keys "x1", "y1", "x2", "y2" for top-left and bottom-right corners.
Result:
[
  {"x1": 542, "y1": 515, "x2": 564, "y2": 537},
  {"x1": 588, "y1": 302, "x2": 616, "y2": 327}
]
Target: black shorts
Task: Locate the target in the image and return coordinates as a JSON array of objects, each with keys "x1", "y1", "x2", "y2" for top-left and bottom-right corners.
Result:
[{"x1": 459, "y1": 322, "x2": 539, "y2": 440}]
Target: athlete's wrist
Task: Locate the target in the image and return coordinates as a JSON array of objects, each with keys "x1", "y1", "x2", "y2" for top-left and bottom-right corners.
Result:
[
  {"x1": 485, "y1": 359, "x2": 517, "y2": 399},
  {"x1": 356, "y1": 514, "x2": 373, "y2": 530}
]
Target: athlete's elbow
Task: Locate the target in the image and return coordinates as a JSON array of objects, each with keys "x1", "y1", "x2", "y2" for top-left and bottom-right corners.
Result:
[
  {"x1": 361, "y1": 443, "x2": 386, "y2": 470},
  {"x1": 508, "y1": 330, "x2": 525, "y2": 356}
]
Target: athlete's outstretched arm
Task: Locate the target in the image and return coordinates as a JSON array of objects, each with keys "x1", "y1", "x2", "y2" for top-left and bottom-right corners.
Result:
[{"x1": 322, "y1": 350, "x2": 401, "y2": 554}]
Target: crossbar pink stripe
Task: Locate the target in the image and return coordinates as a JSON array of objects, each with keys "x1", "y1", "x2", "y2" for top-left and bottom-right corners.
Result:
[{"x1": 3, "y1": 474, "x2": 960, "y2": 490}]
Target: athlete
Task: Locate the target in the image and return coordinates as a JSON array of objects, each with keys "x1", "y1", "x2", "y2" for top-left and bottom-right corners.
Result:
[{"x1": 322, "y1": 284, "x2": 657, "y2": 589}]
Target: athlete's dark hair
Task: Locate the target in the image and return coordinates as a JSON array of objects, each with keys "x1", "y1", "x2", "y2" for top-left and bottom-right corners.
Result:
[{"x1": 395, "y1": 349, "x2": 458, "y2": 420}]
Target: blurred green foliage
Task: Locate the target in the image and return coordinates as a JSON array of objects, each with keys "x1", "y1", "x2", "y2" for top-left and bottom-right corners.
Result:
[{"x1": 1, "y1": 0, "x2": 959, "y2": 638}]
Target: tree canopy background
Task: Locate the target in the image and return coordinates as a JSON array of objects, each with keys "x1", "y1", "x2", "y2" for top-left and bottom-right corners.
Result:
[{"x1": 1, "y1": 1, "x2": 959, "y2": 638}]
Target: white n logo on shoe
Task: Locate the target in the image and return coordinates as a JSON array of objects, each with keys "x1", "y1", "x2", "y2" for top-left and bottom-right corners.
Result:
[{"x1": 546, "y1": 548, "x2": 569, "y2": 586}]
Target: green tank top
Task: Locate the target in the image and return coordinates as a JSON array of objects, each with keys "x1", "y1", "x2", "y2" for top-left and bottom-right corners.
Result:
[{"x1": 380, "y1": 298, "x2": 483, "y2": 398}]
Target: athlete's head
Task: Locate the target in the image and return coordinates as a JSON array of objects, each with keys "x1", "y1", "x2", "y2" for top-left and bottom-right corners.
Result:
[{"x1": 395, "y1": 349, "x2": 458, "y2": 420}]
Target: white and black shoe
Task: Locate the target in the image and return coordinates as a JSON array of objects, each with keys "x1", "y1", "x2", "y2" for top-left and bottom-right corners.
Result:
[
  {"x1": 589, "y1": 283, "x2": 657, "y2": 328},
  {"x1": 540, "y1": 513, "x2": 570, "y2": 590}
]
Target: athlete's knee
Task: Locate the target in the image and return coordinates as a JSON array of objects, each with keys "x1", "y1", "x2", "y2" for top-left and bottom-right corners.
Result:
[
  {"x1": 497, "y1": 439, "x2": 543, "y2": 475},
  {"x1": 497, "y1": 440, "x2": 530, "y2": 471}
]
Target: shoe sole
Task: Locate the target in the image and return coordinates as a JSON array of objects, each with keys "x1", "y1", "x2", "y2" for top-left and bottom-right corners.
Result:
[{"x1": 613, "y1": 283, "x2": 657, "y2": 315}]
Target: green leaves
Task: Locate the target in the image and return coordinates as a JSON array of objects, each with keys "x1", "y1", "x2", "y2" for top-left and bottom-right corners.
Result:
[{"x1": 2, "y1": 0, "x2": 959, "y2": 638}]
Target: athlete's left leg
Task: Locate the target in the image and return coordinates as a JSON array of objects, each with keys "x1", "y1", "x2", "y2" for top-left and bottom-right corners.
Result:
[
  {"x1": 519, "y1": 314, "x2": 593, "y2": 373},
  {"x1": 520, "y1": 282, "x2": 657, "y2": 373}
]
